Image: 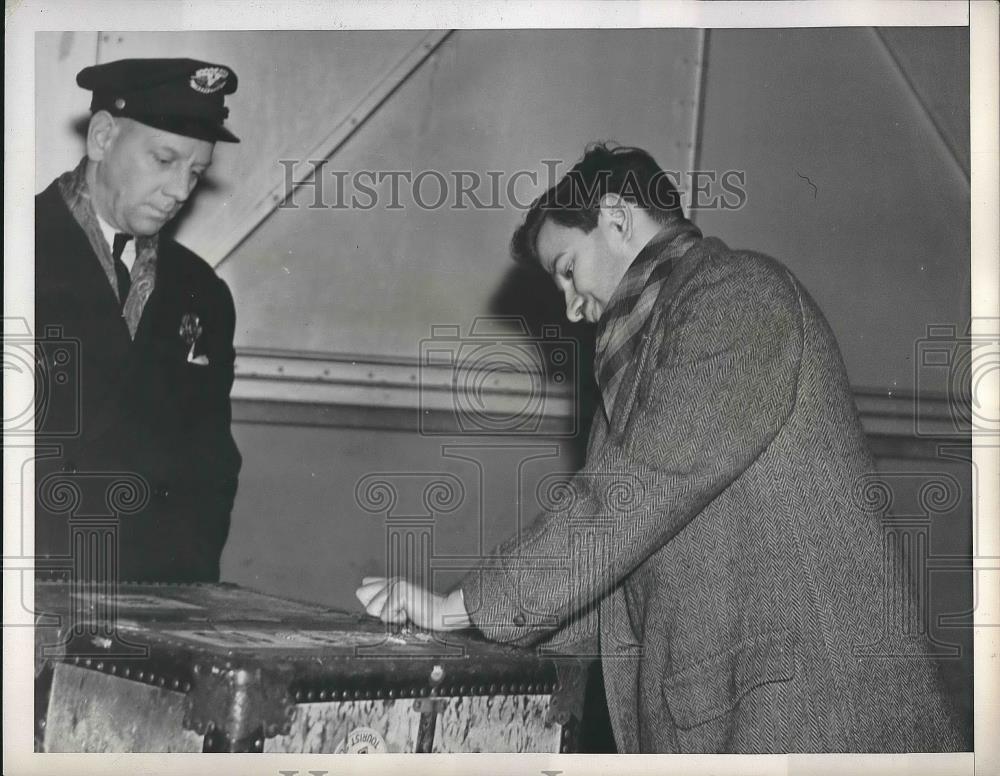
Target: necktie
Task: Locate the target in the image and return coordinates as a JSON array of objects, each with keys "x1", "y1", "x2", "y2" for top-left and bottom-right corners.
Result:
[{"x1": 112, "y1": 233, "x2": 133, "y2": 307}]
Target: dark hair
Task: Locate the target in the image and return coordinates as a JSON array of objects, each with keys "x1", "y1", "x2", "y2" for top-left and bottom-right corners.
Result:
[{"x1": 511, "y1": 142, "x2": 684, "y2": 266}]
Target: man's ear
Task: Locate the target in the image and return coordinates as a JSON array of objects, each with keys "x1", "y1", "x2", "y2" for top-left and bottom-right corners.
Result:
[
  {"x1": 86, "y1": 111, "x2": 120, "y2": 162},
  {"x1": 598, "y1": 193, "x2": 633, "y2": 243}
]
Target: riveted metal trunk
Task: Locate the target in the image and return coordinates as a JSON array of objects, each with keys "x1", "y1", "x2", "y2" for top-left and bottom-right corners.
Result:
[{"x1": 34, "y1": 581, "x2": 588, "y2": 753}]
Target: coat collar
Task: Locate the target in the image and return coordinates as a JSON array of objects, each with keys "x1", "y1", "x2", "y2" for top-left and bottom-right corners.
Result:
[
  {"x1": 603, "y1": 233, "x2": 711, "y2": 444},
  {"x1": 57, "y1": 158, "x2": 160, "y2": 339}
]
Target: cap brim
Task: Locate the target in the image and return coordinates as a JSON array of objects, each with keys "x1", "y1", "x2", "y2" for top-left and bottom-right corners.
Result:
[{"x1": 127, "y1": 113, "x2": 240, "y2": 143}]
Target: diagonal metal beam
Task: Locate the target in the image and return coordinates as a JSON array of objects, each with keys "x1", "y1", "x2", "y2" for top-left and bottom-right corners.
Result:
[
  {"x1": 873, "y1": 27, "x2": 970, "y2": 184},
  {"x1": 211, "y1": 29, "x2": 454, "y2": 268}
]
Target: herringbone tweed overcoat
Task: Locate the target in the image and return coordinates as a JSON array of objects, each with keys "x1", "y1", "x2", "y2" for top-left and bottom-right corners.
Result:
[{"x1": 460, "y1": 232, "x2": 967, "y2": 753}]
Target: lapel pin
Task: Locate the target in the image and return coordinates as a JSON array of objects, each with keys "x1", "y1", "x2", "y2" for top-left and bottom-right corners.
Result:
[{"x1": 179, "y1": 313, "x2": 209, "y2": 366}]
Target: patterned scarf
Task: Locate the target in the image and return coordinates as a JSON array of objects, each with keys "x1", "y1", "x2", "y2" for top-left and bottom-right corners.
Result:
[
  {"x1": 57, "y1": 159, "x2": 158, "y2": 339},
  {"x1": 593, "y1": 219, "x2": 702, "y2": 424}
]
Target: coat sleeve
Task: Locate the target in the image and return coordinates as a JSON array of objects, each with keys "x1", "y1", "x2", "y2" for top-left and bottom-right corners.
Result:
[
  {"x1": 210, "y1": 277, "x2": 242, "y2": 481},
  {"x1": 191, "y1": 276, "x2": 242, "y2": 566},
  {"x1": 206, "y1": 278, "x2": 239, "y2": 433},
  {"x1": 459, "y1": 254, "x2": 804, "y2": 647}
]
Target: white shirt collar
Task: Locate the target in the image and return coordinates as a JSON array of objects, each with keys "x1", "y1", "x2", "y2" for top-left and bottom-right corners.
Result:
[{"x1": 96, "y1": 215, "x2": 136, "y2": 272}]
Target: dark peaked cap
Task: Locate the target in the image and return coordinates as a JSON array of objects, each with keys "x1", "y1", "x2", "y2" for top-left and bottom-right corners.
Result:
[{"x1": 77, "y1": 58, "x2": 240, "y2": 143}]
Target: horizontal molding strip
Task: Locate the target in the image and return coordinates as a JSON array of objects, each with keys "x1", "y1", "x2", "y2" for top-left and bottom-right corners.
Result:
[
  {"x1": 232, "y1": 347, "x2": 578, "y2": 435},
  {"x1": 853, "y1": 390, "x2": 967, "y2": 439},
  {"x1": 232, "y1": 348, "x2": 970, "y2": 456}
]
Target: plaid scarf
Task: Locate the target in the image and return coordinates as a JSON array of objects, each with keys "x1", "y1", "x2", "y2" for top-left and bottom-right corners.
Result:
[
  {"x1": 593, "y1": 219, "x2": 702, "y2": 424},
  {"x1": 57, "y1": 158, "x2": 159, "y2": 339}
]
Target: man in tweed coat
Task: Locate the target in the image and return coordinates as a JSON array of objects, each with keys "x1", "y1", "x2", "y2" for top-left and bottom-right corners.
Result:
[{"x1": 357, "y1": 144, "x2": 967, "y2": 752}]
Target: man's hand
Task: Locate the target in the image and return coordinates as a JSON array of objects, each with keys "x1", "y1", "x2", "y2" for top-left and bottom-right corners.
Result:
[{"x1": 355, "y1": 577, "x2": 471, "y2": 631}]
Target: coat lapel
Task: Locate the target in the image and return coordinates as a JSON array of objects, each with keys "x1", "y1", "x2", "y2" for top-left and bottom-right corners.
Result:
[
  {"x1": 70, "y1": 240, "x2": 168, "y2": 446},
  {"x1": 41, "y1": 188, "x2": 133, "y2": 443},
  {"x1": 606, "y1": 315, "x2": 662, "y2": 443},
  {"x1": 605, "y1": 281, "x2": 674, "y2": 445},
  {"x1": 608, "y1": 245, "x2": 707, "y2": 445},
  {"x1": 131, "y1": 259, "x2": 166, "y2": 348},
  {"x1": 40, "y1": 175, "x2": 131, "y2": 407},
  {"x1": 80, "y1": 262, "x2": 167, "y2": 446},
  {"x1": 61, "y1": 208, "x2": 134, "y2": 350}
]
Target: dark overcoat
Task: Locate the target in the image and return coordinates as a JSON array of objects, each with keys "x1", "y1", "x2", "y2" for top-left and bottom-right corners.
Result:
[
  {"x1": 34, "y1": 179, "x2": 241, "y2": 583},
  {"x1": 461, "y1": 234, "x2": 967, "y2": 752}
]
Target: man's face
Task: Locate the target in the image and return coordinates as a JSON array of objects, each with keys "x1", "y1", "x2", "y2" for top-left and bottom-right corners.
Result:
[
  {"x1": 537, "y1": 216, "x2": 630, "y2": 324},
  {"x1": 89, "y1": 117, "x2": 214, "y2": 236}
]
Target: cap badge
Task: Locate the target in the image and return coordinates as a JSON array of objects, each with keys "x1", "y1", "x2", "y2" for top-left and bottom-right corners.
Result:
[{"x1": 190, "y1": 66, "x2": 229, "y2": 94}]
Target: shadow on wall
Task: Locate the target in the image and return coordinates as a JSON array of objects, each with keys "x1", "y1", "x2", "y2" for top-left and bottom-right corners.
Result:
[
  {"x1": 488, "y1": 260, "x2": 601, "y2": 467},
  {"x1": 491, "y1": 261, "x2": 615, "y2": 752}
]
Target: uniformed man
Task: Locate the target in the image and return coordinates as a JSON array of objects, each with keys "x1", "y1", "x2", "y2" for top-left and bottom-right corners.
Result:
[{"x1": 35, "y1": 58, "x2": 243, "y2": 582}]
